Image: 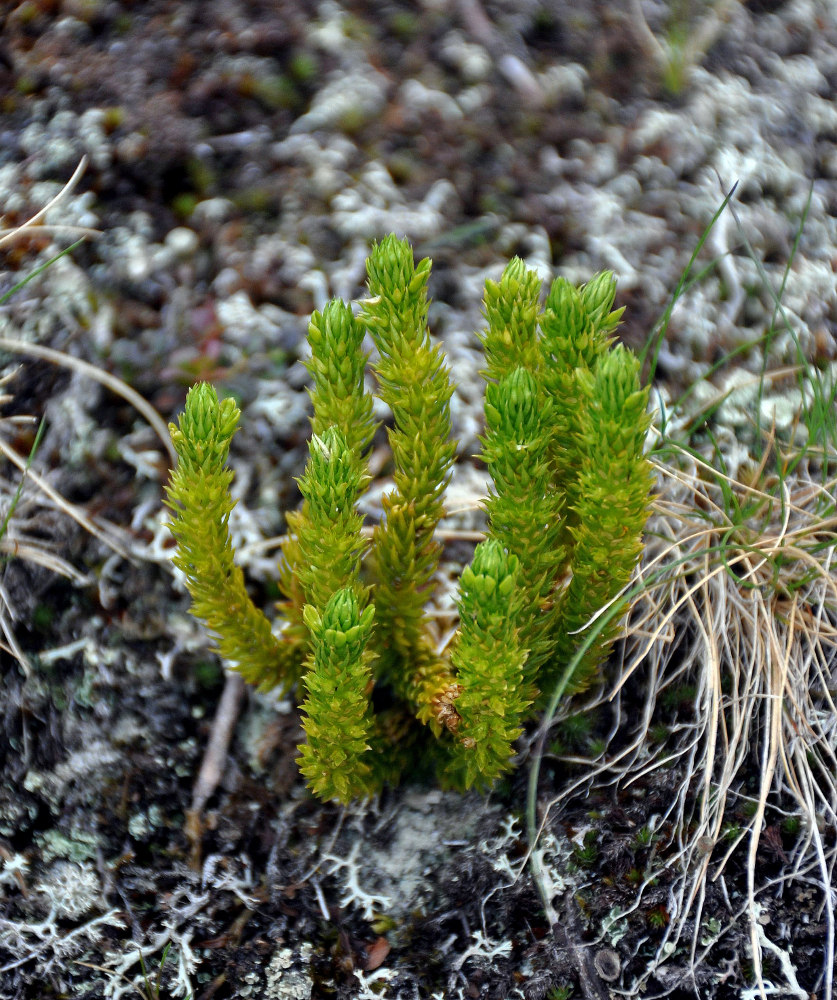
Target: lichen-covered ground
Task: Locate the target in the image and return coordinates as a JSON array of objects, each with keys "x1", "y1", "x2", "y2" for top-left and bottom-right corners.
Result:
[{"x1": 0, "y1": 1, "x2": 835, "y2": 997}]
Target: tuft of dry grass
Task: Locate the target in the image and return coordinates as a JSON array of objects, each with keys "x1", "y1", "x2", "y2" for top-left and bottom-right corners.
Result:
[
  {"x1": 633, "y1": 430, "x2": 834, "y2": 994},
  {"x1": 528, "y1": 420, "x2": 836, "y2": 997}
]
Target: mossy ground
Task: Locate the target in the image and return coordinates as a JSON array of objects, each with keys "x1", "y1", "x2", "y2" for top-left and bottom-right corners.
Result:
[{"x1": 1, "y1": 1, "x2": 835, "y2": 997}]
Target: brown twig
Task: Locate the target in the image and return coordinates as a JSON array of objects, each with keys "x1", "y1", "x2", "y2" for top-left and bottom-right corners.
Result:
[{"x1": 186, "y1": 672, "x2": 246, "y2": 868}]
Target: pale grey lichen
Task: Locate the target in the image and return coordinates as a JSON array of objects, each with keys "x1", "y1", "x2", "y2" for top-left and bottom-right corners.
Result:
[
  {"x1": 23, "y1": 740, "x2": 121, "y2": 814},
  {"x1": 215, "y1": 289, "x2": 286, "y2": 349},
  {"x1": 331, "y1": 165, "x2": 460, "y2": 242},
  {"x1": 398, "y1": 78, "x2": 464, "y2": 123},
  {"x1": 321, "y1": 841, "x2": 393, "y2": 922},
  {"x1": 264, "y1": 944, "x2": 314, "y2": 1000},
  {"x1": 0, "y1": 854, "x2": 121, "y2": 986},
  {"x1": 0, "y1": 796, "x2": 39, "y2": 839},
  {"x1": 35, "y1": 861, "x2": 102, "y2": 920},
  {"x1": 127, "y1": 804, "x2": 165, "y2": 840},
  {"x1": 36, "y1": 828, "x2": 101, "y2": 864},
  {"x1": 0, "y1": 852, "x2": 29, "y2": 891},
  {"x1": 289, "y1": 65, "x2": 388, "y2": 135},
  {"x1": 538, "y1": 62, "x2": 588, "y2": 105},
  {"x1": 440, "y1": 30, "x2": 492, "y2": 83}
]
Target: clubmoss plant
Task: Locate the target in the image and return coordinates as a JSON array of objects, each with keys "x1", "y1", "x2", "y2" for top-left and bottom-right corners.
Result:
[{"x1": 166, "y1": 235, "x2": 653, "y2": 803}]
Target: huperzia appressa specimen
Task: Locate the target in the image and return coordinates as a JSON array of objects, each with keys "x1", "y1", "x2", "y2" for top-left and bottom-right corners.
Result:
[{"x1": 165, "y1": 236, "x2": 653, "y2": 803}]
